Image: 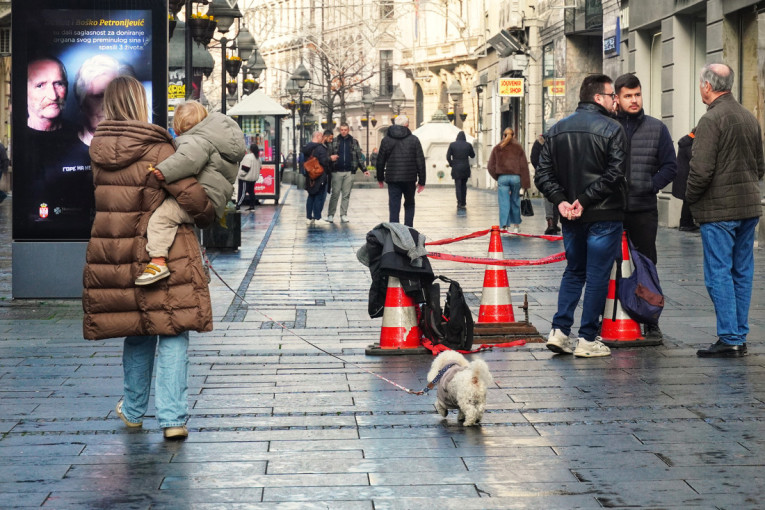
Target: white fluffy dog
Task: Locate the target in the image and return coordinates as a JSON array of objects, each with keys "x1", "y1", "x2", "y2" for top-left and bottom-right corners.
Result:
[{"x1": 426, "y1": 350, "x2": 493, "y2": 426}]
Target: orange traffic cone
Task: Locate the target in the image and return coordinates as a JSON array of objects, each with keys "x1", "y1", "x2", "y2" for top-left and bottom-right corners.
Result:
[
  {"x1": 366, "y1": 276, "x2": 429, "y2": 355},
  {"x1": 600, "y1": 232, "x2": 658, "y2": 347},
  {"x1": 478, "y1": 226, "x2": 515, "y2": 323}
]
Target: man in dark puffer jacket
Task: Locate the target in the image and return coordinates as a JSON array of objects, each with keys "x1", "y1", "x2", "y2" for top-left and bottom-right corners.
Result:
[
  {"x1": 688, "y1": 63, "x2": 764, "y2": 358},
  {"x1": 376, "y1": 115, "x2": 426, "y2": 227},
  {"x1": 614, "y1": 73, "x2": 677, "y2": 341}
]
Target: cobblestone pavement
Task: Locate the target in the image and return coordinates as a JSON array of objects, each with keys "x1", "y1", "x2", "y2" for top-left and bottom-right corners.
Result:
[{"x1": 1, "y1": 186, "x2": 764, "y2": 509}]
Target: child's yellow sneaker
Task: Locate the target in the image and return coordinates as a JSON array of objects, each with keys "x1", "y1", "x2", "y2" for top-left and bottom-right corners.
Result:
[{"x1": 134, "y1": 263, "x2": 170, "y2": 286}]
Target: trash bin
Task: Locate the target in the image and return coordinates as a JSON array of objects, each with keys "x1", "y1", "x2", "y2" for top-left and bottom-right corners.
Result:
[{"x1": 201, "y1": 207, "x2": 240, "y2": 250}]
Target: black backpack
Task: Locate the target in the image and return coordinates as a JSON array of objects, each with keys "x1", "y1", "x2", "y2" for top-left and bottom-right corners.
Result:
[{"x1": 419, "y1": 275, "x2": 474, "y2": 351}]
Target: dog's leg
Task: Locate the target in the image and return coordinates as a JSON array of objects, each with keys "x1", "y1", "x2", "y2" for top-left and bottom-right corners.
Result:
[
  {"x1": 435, "y1": 400, "x2": 448, "y2": 417},
  {"x1": 462, "y1": 407, "x2": 480, "y2": 426}
]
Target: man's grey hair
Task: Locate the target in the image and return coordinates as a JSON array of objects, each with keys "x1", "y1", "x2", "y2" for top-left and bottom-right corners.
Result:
[
  {"x1": 311, "y1": 131, "x2": 323, "y2": 141},
  {"x1": 394, "y1": 115, "x2": 409, "y2": 126},
  {"x1": 700, "y1": 63, "x2": 734, "y2": 92}
]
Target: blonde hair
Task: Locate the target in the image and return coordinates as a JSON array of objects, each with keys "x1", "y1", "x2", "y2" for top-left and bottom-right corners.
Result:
[
  {"x1": 499, "y1": 127, "x2": 515, "y2": 148},
  {"x1": 173, "y1": 101, "x2": 208, "y2": 134},
  {"x1": 103, "y1": 76, "x2": 149, "y2": 122}
]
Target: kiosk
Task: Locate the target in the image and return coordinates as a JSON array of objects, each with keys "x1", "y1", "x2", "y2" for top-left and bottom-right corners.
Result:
[{"x1": 227, "y1": 91, "x2": 289, "y2": 204}]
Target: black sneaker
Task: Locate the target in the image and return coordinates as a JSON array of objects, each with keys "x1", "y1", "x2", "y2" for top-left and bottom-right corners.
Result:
[
  {"x1": 644, "y1": 323, "x2": 663, "y2": 340},
  {"x1": 697, "y1": 340, "x2": 747, "y2": 358}
]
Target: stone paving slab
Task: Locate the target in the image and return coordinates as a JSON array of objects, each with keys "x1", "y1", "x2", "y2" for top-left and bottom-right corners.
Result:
[{"x1": 1, "y1": 188, "x2": 765, "y2": 507}]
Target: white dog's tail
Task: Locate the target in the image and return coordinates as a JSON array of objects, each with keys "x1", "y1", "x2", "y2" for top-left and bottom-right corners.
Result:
[
  {"x1": 426, "y1": 350, "x2": 469, "y2": 382},
  {"x1": 469, "y1": 359, "x2": 493, "y2": 387}
]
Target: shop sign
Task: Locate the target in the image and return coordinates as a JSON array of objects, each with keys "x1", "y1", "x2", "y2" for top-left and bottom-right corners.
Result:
[{"x1": 498, "y1": 77, "x2": 524, "y2": 97}]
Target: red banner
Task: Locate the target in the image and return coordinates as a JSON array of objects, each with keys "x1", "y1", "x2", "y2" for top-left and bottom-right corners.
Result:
[{"x1": 427, "y1": 251, "x2": 567, "y2": 267}]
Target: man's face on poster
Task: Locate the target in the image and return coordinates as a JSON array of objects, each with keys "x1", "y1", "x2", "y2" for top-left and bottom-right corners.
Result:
[{"x1": 27, "y1": 59, "x2": 68, "y2": 130}]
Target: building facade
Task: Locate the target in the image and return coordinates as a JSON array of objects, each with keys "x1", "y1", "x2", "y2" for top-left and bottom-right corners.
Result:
[{"x1": 534, "y1": 0, "x2": 765, "y2": 228}]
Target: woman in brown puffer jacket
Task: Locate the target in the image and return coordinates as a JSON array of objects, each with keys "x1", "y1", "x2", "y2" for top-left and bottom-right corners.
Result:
[
  {"x1": 82, "y1": 76, "x2": 214, "y2": 440},
  {"x1": 487, "y1": 127, "x2": 531, "y2": 233}
]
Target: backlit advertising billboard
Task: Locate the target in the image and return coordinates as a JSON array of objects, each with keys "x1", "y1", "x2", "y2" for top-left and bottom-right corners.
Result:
[{"x1": 12, "y1": 0, "x2": 167, "y2": 241}]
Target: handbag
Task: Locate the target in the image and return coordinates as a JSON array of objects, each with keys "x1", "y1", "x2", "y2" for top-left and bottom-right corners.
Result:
[
  {"x1": 617, "y1": 239, "x2": 665, "y2": 324},
  {"x1": 303, "y1": 155, "x2": 324, "y2": 180},
  {"x1": 520, "y1": 190, "x2": 534, "y2": 217}
]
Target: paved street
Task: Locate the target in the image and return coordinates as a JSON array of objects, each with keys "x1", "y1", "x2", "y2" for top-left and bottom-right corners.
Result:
[{"x1": 1, "y1": 184, "x2": 764, "y2": 509}]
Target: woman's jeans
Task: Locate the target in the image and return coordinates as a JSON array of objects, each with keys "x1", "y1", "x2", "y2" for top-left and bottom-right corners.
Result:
[
  {"x1": 121, "y1": 332, "x2": 189, "y2": 428},
  {"x1": 306, "y1": 186, "x2": 327, "y2": 220},
  {"x1": 552, "y1": 220, "x2": 622, "y2": 341},
  {"x1": 700, "y1": 218, "x2": 758, "y2": 345},
  {"x1": 497, "y1": 174, "x2": 521, "y2": 227}
]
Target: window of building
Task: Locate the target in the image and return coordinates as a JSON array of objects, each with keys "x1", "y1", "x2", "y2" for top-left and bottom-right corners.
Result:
[
  {"x1": 379, "y1": 50, "x2": 393, "y2": 96},
  {"x1": 0, "y1": 28, "x2": 10, "y2": 54},
  {"x1": 380, "y1": 0, "x2": 393, "y2": 19}
]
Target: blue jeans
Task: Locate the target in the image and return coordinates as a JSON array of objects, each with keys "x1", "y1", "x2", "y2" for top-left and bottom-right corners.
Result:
[
  {"x1": 306, "y1": 187, "x2": 327, "y2": 220},
  {"x1": 553, "y1": 220, "x2": 623, "y2": 341},
  {"x1": 497, "y1": 174, "x2": 521, "y2": 227},
  {"x1": 700, "y1": 218, "x2": 759, "y2": 345},
  {"x1": 121, "y1": 332, "x2": 189, "y2": 428}
]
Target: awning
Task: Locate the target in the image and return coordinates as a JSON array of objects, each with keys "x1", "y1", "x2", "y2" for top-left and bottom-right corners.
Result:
[{"x1": 227, "y1": 91, "x2": 289, "y2": 116}]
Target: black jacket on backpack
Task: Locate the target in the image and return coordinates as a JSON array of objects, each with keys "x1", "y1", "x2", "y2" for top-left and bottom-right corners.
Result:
[
  {"x1": 446, "y1": 131, "x2": 475, "y2": 179},
  {"x1": 376, "y1": 124, "x2": 426, "y2": 185}
]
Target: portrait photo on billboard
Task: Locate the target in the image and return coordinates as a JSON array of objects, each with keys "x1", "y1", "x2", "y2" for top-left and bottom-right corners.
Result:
[{"x1": 12, "y1": 0, "x2": 167, "y2": 241}]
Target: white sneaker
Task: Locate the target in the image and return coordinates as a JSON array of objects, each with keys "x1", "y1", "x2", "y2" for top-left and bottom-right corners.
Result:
[
  {"x1": 341, "y1": 215, "x2": 349, "y2": 223},
  {"x1": 512, "y1": 224, "x2": 520, "y2": 234},
  {"x1": 306, "y1": 218, "x2": 314, "y2": 226},
  {"x1": 546, "y1": 328, "x2": 574, "y2": 355},
  {"x1": 324, "y1": 215, "x2": 334, "y2": 223},
  {"x1": 574, "y1": 338, "x2": 611, "y2": 358}
]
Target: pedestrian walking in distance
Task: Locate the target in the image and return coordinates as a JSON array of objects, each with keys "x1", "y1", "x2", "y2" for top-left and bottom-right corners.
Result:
[
  {"x1": 302, "y1": 131, "x2": 332, "y2": 226},
  {"x1": 487, "y1": 127, "x2": 530, "y2": 233},
  {"x1": 446, "y1": 131, "x2": 475, "y2": 210},
  {"x1": 530, "y1": 131, "x2": 560, "y2": 234},
  {"x1": 376, "y1": 115, "x2": 426, "y2": 227},
  {"x1": 325, "y1": 122, "x2": 368, "y2": 223},
  {"x1": 614, "y1": 73, "x2": 677, "y2": 342},
  {"x1": 535, "y1": 74, "x2": 628, "y2": 358},
  {"x1": 687, "y1": 63, "x2": 764, "y2": 358}
]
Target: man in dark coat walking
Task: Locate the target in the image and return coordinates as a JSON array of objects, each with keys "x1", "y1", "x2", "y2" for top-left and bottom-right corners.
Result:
[
  {"x1": 446, "y1": 131, "x2": 474, "y2": 210},
  {"x1": 376, "y1": 115, "x2": 426, "y2": 227}
]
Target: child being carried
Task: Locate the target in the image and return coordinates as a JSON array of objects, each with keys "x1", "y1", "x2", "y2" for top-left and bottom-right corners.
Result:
[{"x1": 135, "y1": 101, "x2": 245, "y2": 285}]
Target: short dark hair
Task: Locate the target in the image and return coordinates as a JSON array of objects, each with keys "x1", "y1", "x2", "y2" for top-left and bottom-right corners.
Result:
[
  {"x1": 579, "y1": 74, "x2": 613, "y2": 102},
  {"x1": 614, "y1": 73, "x2": 641, "y2": 93},
  {"x1": 323, "y1": 129, "x2": 333, "y2": 137}
]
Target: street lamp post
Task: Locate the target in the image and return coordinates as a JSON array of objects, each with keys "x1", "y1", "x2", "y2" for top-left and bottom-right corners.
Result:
[
  {"x1": 290, "y1": 64, "x2": 311, "y2": 149},
  {"x1": 285, "y1": 83, "x2": 299, "y2": 170},
  {"x1": 361, "y1": 92, "x2": 375, "y2": 164},
  {"x1": 448, "y1": 80, "x2": 464, "y2": 128}
]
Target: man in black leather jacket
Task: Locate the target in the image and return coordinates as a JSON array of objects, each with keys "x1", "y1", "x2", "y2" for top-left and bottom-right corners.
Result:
[{"x1": 535, "y1": 74, "x2": 628, "y2": 358}]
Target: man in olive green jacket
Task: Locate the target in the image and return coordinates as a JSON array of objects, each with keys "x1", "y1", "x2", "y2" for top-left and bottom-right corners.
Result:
[{"x1": 687, "y1": 63, "x2": 765, "y2": 358}]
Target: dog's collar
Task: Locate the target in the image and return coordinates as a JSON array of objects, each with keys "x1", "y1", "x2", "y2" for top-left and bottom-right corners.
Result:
[{"x1": 423, "y1": 363, "x2": 458, "y2": 394}]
